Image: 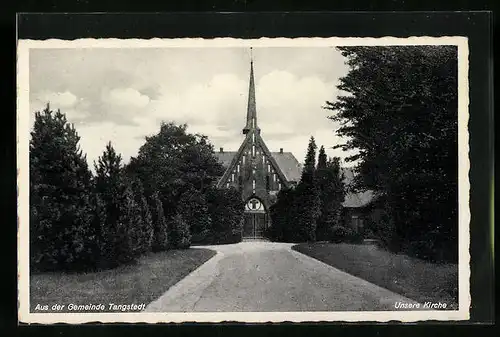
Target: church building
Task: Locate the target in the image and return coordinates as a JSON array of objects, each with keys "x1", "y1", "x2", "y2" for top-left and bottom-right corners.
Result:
[
  {"x1": 215, "y1": 58, "x2": 302, "y2": 239},
  {"x1": 215, "y1": 56, "x2": 375, "y2": 240}
]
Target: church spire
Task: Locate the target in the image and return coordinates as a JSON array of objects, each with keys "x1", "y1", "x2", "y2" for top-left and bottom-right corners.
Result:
[{"x1": 243, "y1": 48, "x2": 260, "y2": 135}]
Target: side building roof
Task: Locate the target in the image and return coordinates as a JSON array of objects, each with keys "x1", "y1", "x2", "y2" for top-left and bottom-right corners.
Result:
[{"x1": 341, "y1": 167, "x2": 375, "y2": 208}]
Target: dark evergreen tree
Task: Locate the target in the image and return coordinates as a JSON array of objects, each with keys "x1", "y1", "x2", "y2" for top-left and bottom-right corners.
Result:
[
  {"x1": 94, "y1": 142, "x2": 141, "y2": 266},
  {"x1": 169, "y1": 213, "x2": 192, "y2": 249},
  {"x1": 325, "y1": 46, "x2": 458, "y2": 261},
  {"x1": 117, "y1": 185, "x2": 144, "y2": 260},
  {"x1": 294, "y1": 136, "x2": 321, "y2": 242},
  {"x1": 317, "y1": 145, "x2": 328, "y2": 170},
  {"x1": 30, "y1": 104, "x2": 95, "y2": 271},
  {"x1": 129, "y1": 178, "x2": 154, "y2": 255},
  {"x1": 89, "y1": 191, "x2": 107, "y2": 269},
  {"x1": 316, "y1": 155, "x2": 346, "y2": 241},
  {"x1": 151, "y1": 191, "x2": 169, "y2": 252},
  {"x1": 269, "y1": 186, "x2": 300, "y2": 242}
]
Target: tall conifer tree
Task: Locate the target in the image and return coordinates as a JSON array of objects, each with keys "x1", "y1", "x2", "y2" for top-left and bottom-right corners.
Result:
[
  {"x1": 151, "y1": 191, "x2": 169, "y2": 252},
  {"x1": 295, "y1": 137, "x2": 321, "y2": 241},
  {"x1": 95, "y1": 142, "x2": 142, "y2": 266},
  {"x1": 316, "y1": 154, "x2": 346, "y2": 241},
  {"x1": 129, "y1": 178, "x2": 154, "y2": 255},
  {"x1": 30, "y1": 104, "x2": 94, "y2": 271}
]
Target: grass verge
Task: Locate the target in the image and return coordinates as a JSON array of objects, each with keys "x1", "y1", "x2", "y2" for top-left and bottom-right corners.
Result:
[
  {"x1": 292, "y1": 242, "x2": 458, "y2": 309},
  {"x1": 30, "y1": 248, "x2": 216, "y2": 313}
]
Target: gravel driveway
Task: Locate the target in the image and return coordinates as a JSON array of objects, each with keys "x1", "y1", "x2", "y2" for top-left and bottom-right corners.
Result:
[{"x1": 145, "y1": 241, "x2": 420, "y2": 312}]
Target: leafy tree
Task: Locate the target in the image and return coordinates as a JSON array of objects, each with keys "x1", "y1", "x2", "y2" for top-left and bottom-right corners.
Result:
[
  {"x1": 30, "y1": 104, "x2": 95, "y2": 271},
  {"x1": 169, "y1": 213, "x2": 191, "y2": 249},
  {"x1": 126, "y1": 122, "x2": 225, "y2": 220},
  {"x1": 325, "y1": 46, "x2": 458, "y2": 262},
  {"x1": 151, "y1": 191, "x2": 169, "y2": 252}
]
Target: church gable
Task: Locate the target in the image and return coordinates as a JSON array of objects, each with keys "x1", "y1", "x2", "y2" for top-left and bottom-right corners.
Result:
[{"x1": 216, "y1": 130, "x2": 289, "y2": 196}]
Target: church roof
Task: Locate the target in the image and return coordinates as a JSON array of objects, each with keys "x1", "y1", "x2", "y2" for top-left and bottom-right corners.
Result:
[
  {"x1": 214, "y1": 151, "x2": 237, "y2": 168},
  {"x1": 214, "y1": 150, "x2": 302, "y2": 182},
  {"x1": 271, "y1": 152, "x2": 302, "y2": 183}
]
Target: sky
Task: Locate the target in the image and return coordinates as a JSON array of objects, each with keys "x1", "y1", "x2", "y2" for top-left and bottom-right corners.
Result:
[{"x1": 29, "y1": 46, "x2": 358, "y2": 169}]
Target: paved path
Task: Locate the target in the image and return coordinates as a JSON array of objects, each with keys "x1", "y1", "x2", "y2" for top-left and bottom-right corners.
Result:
[{"x1": 145, "y1": 242, "x2": 420, "y2": 312}]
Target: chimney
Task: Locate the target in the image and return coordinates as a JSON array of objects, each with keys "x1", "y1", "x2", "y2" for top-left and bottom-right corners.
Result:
[
  {"x1": 219, "y1": 147, "x2": 224, "y2": 153},
  {"x1": 279, "y1": 148, "x2": 283, "y2": 154}
]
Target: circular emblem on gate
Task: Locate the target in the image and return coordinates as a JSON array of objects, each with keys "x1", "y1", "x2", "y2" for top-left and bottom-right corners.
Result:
[{"x1": 246, "y1": 198, "x2": 262, "y2": 211}]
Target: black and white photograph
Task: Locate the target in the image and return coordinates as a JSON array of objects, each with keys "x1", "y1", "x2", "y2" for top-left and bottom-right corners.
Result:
[{"x1": 17, "y1": 37, "x2": 470, "y2": 323}]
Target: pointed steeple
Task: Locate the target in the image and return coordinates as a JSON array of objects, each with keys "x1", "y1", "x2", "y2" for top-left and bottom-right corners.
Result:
[{"x1": 243, "y1": 48, "x2": 260, "y2": 135}]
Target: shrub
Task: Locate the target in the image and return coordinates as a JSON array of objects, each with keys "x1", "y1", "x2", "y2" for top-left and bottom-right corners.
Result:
[
  {"x1": 329, "y1": 225, "x2": 363, "y2": 244},
  {"x1": 178, "y1": 188, "x2": 211, "y2": 243},
  {"x1": 169, "y1": 214, "x2": 191, "y2": 249},
  {"x1": 329, "y1": 225, "x2": 350, "y2": 243},
  {"x1": 206, "y1": 187, "x2": 244, "y2": 244}
]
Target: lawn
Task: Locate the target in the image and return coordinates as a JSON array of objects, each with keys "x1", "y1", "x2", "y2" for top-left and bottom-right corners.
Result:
[
  {"x1": 293, "y1": 242, "x2": 458, "y2": 309},
  {"x1": 30, "y1": 248, "x2": 216, "y2": 313}
]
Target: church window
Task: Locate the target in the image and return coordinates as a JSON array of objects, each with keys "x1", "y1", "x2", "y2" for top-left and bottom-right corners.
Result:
[
  {"x1": 274, "y1": 173, "x2": 277, "y2": 182},
  {"x1": 226, "y1": 182, "x2": 230, "y2": 188},
  {"x1": 231, "y1": 173, "x2": 235, "y2": 182},
  {"x1": 252, "y1": 179, "x2": 256, "y2": 192},
  {"x1": 252, "y1": 133, "x2": 255, "y2": 143},
  {"x1": 252, "y1": 145, "x2": 255, "y2": 157},
  {"x1": 242, "y1": 155, "x2": 245, "y2": 164},
  {"x1": 267, "y1": 164, "x2": 271, "y2": 172},
  {"x1": 262, "y1": 156, "x2": 265, "y2": 164},
  {"x1": 237, "y1": 164, "x2": 240, "y2": 173},
  {"x1": 252, "y1": 169, "x2": 255, "y2": 175},
  {"x1": 278, "y1": 182, "x2": 281, "y2": 190}
]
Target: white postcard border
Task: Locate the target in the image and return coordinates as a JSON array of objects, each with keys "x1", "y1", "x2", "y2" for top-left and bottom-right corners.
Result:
[{"x1": 17, "y1": 36, "x2": 471, "y2": 323}]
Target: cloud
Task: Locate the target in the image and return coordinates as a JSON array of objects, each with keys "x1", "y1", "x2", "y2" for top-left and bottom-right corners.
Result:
[
  {"x1": 36, "y1": 90, "x2": 78, "y2": 108},
  {"x1": 148, "y1": 73, "x2": 247, "y2": 128},
  {"x1": 28, "y1": 47, "x2": 356, "y2": 168},
  {"x1": 102, "y1": 87, "x2": 151, "y2": 108},
  {"x1": 75, "y1": 122, "x2": 151, "y2": 170},
  {"x1": 29, "y1": 90, "x2": 91, "y2": 127},
  {"x1": 257, "y1": 70, "x2": 336, "y2": 133}
]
